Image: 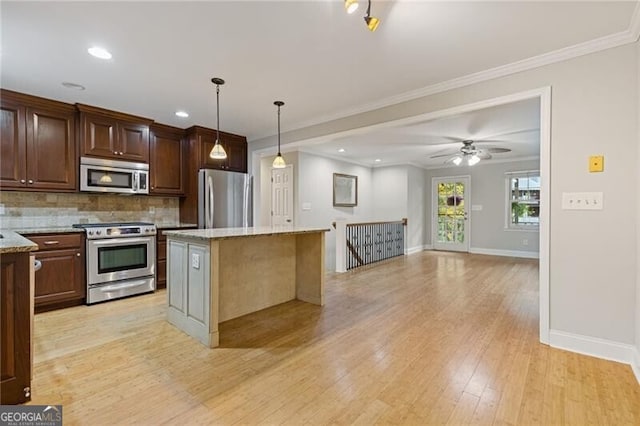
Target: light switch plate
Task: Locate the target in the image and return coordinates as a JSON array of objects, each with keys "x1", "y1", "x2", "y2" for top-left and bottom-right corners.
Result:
[
  {"x1": 561, "y1": 192, "x2": 603, "y2": 210},
  {"x1": 471, "y1": 205, "x2": 483, "y2": 211},
  {"x1": 302, "y1": 202, "x2": 311, "y2": 211},
  {"x1": 191, "y1": 253, "x2": 200, "y2": 269},
  {"x1": 589, "y1": 155, "x2": 604, "y2": 173}
]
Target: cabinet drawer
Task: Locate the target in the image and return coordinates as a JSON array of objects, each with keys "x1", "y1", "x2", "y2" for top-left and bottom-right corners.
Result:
[{"x1": 29, "y1": 233, "x2": 83, "y2": 250}]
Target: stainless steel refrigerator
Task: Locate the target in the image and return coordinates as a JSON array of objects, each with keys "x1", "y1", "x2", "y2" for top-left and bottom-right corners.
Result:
[{"x1": 198, "y1": 169, "x2": 253, "y2": 229}]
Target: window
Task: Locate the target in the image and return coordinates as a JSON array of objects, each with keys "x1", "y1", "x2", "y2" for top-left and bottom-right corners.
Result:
[{"x1": 506, "y1": 171, "x2": 540, "y2": 229}]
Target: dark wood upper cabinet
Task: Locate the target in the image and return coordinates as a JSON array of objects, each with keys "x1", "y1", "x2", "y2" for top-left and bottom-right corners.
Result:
[
  {"x1": 196, "y1": 127, "x2": 248, "y2": 173},
  {"x1": 150, "y1": 123, "x2": 185, "y2": 196},
  {"x1": 77, "y1": 104, "x2": 152, "y2": 163},
  {"x1": 0, "y1": 90, "x2": 76, "y2": 192}
]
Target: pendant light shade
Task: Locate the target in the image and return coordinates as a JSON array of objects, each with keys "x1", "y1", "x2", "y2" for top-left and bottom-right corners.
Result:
[
  {"x1": 272, "y1": 101, "x2": 286, "y2": 169},
  {"x1": 209, "y1": 77, "x2": 228, "y2": 160},
  {"x1": 345, "y1": 0, "x2": 358, "y2": 14},
  {"x1": 364, "y1": 0, "x2": 380, "y2": 31}
]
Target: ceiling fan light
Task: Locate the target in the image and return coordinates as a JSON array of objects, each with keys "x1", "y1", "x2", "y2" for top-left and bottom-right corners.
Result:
[
  {"x1": 468, "y1": 154, "x2": 481, "y2": 166},
  {"x1": 364, "y1": 16, "x2": 380, "y2": 31},
  {"x1": 273, "y1": 153, "x2": 286, "y2": 169},
  {"x1": 452, "y1": 156, "x2": 463, "y2": 166},
  {"x1": 345, "y1": 0, "x2": 358, "y2": 14},
  {"x1": 210, "y1": 141, "x2": 227, "y2": 159}
]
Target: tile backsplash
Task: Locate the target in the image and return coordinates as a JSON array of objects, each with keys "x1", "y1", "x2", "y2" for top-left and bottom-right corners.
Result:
[{"x1": 0, "y1": 191, "x2": 180, "y2": 228}]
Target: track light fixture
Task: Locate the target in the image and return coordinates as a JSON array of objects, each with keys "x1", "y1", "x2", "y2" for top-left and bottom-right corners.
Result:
[
  {"x1": 364, "y1": 0, "x2": 380, "y2": 32},
  {"x1": 272, "y1": 101, "x2": 286, "y2": 169},
  {"x1": 209, "y1": 77, "x2": 228, "y2": 160},
  {"x1": 345, "y1": 0, "x2": 358, "y2": 14}
]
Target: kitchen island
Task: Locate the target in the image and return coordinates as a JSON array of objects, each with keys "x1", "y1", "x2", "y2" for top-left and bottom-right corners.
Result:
[{"x1": 164, "y1": 226, "x2": 329, "y2": 347}]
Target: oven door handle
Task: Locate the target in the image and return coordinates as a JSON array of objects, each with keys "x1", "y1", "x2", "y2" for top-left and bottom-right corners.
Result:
[{"x1": 89, "y1": 237, "x2": 153, "y2": 246}]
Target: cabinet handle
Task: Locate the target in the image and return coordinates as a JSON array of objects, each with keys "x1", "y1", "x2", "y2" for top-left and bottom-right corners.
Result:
[
  {"x1": 28, "y1": 179, "x2": 34, "y2": 184},
  {"x1": 119, "y1": 151, "x2": 124, "y2": 155},
  {"x1": 76, "y1": 252, "x2": 81, "y2": 257},
  {"x1": 20, "y1": 179, "x2": 26, "y2": 184},
  {"x1": 43, "y1": 241, "x2": 59, "y2": 245}
]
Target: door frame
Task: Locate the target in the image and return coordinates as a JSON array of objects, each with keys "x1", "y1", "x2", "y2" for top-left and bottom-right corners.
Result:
[{"x1": 431, "y1": 175, "x2": 471, "y2": 252}]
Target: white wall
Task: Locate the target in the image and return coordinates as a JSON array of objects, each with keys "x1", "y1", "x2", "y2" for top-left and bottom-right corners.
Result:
[
  {"x1": 250, "y1": 43, "x2": 639, "y2": 347},
  {"x1": 636, "y1": 39, "x2": 640, "y2": 375},
  {"x1": 425, "y1": 159, "x2": 541, "y2": 255},
  {"x1": 296, "y1": 151, "x2": 374, "y2": 270},
  {"x1": 407, "y1": 165, "x2": 427, "y2": 252},
  {"x1": 371, "y1": 166, "x2": 407, "y2": 220}
]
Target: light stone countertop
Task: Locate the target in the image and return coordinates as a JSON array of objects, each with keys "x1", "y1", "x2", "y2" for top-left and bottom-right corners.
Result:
[
  {"x1": 0, "y1": 230, "x2": 39, "y2": 254},
  {"x1": 156, "y1": 223, "x2": 198, "y2": 230},
  {"x1": 164, "y1": 226, "x2": 330, "y2": 241},
  {"x1": 7, "y1": 226, "x2": 85, "y2": 235}
]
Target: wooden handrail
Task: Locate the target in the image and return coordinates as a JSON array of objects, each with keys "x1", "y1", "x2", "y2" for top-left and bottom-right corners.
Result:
[{"x1": 332, "y1": 218, "x2": 407, "y2": 229}]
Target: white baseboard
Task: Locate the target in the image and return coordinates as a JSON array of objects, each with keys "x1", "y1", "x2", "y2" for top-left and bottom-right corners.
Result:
[
  {"x1": 406, "y1": 245, "x2": 431, "y2": 255},
  {"x1": 469, "y1": 247, "x2": 539, "y2": 259},
  {"x1": 632, "y1": 346, "x2": 640, "y2": 385},
  {"x1": 549, "y1": 329, "x2": 637, "y2": 366}
]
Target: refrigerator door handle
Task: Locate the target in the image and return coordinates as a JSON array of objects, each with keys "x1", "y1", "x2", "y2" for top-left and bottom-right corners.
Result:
[{"x1": 207, "y1": 175, "x2": 215, "y2": 228}]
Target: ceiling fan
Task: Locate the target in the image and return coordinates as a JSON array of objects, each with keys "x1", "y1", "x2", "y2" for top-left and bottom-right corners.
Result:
[{"x1": 430, "y1": 139, "x2": 511, "y2": 166}]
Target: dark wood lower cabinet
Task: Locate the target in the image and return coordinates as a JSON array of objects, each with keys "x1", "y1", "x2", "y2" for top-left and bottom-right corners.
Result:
[
  {"x1": 29, "y1": 234, "x2": 85, "y2": 312},
  {"x1": 1, "y1": 252, "x2": 31, "y2": 404}
]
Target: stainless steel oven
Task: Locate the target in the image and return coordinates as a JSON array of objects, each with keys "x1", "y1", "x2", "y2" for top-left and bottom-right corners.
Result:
[{"x1": 73, "y1": 222, "x2": 156, "y2": 304}]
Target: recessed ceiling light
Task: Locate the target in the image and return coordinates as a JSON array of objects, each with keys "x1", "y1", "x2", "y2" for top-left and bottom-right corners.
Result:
[
  {"x1": 61, "y1": 81, "x2": 85, "y2": 91},
  {"x1": 338, "y1": 148, "x2": 345, "y2": 153},
  {"x1": 175, "y1": 111, "x2": 189, "y2": 118},
  {"x1": 88, "y1": 46, "x2": 112, "y2": 60},
  {"x1": 375, "y1": 159, "x2": 381, "y2": 162}
]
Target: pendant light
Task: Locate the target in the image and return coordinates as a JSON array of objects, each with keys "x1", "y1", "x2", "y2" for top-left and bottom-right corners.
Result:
[
  {"x1": 272, "y1": 101, "x2": 286, "y2": 169},
  {"x1": 344, "y1": 0, "x2": 358, "y2": 14},
  {"x1": 364, "y1": 0, "x2": 380, "y2": 32},
  {"x1": 209, "y1": 77, "x2": 227, "y2": 160}
]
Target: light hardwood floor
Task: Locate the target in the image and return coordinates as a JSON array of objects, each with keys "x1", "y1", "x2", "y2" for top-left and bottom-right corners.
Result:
[{"x1": 30, "y1": 251, "x2": 640, "y2": 425}]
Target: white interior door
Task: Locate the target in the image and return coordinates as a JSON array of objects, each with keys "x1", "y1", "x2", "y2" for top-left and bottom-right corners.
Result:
[
  {"x1": 432, "y1": 176, "x2": 470, "y2": 252},
  {"x1": 271, "y1": 165, "x2": 293, "y2": 226}
]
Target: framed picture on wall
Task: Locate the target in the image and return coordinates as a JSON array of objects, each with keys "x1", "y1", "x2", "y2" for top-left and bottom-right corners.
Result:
[{"x1": 333, "y1": 173, "x2": 358, "y2": 207}]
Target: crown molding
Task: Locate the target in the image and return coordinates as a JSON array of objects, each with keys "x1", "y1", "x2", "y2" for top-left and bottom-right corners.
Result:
[{"x1": 261, "y1": 8, "x2": 640, "y2": 141}]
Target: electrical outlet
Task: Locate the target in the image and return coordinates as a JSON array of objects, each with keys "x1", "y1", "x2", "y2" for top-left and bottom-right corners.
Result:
[
  {"x1": 561, "y1": 192, "x2": 603, "y2": 210},
  {"x1": 191, "y1": 253, "x2": 200, "y2": 269}
]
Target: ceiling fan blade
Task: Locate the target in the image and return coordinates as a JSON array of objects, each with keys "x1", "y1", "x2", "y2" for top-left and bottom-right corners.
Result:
[
  {"x1": 430, "y1": 151, "x2": 458, "y2": 159},
  {"x1": 485, "y1": 147, "x2": 511, "y2": 154}
]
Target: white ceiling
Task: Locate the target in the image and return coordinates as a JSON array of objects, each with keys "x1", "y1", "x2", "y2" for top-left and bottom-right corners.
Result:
[
  {"x1": 299, "y1": 96, "x2": 541, "y2": 168},
  {"x1": 1, "y1": 1, "x2": 636, "y2": 156}
]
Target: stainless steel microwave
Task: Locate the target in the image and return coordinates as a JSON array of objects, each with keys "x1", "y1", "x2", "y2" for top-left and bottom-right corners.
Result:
[{"x1": 80, "y1": 157, "x2": 149, "y2": 195}]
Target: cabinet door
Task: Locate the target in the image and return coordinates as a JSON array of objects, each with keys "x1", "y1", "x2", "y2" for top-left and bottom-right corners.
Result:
[
  {"x1": 118, "y1": 121, "x2": 150, "y2": 162},
  {"x1": 34, "y1": 248, "x2": 85, "y2": 307},
  {"x1": 150, "y1": 130, "x2": 184, "y2": 195},
  {"x1": 0, "y1": 253, "x2": 31, "y2": 404},
  {"x1": 82, "y1": 113, "x2": 119, "y2": 159},
  {"x1": 0, "y1": 99, "x2": 27, "y2": 188},
  {"x1": 224, "y1": 136, "x2": 248, "y2": 173},
  {"x1": 25, "y1": 106, "x2": 77, "y2": 191}
]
